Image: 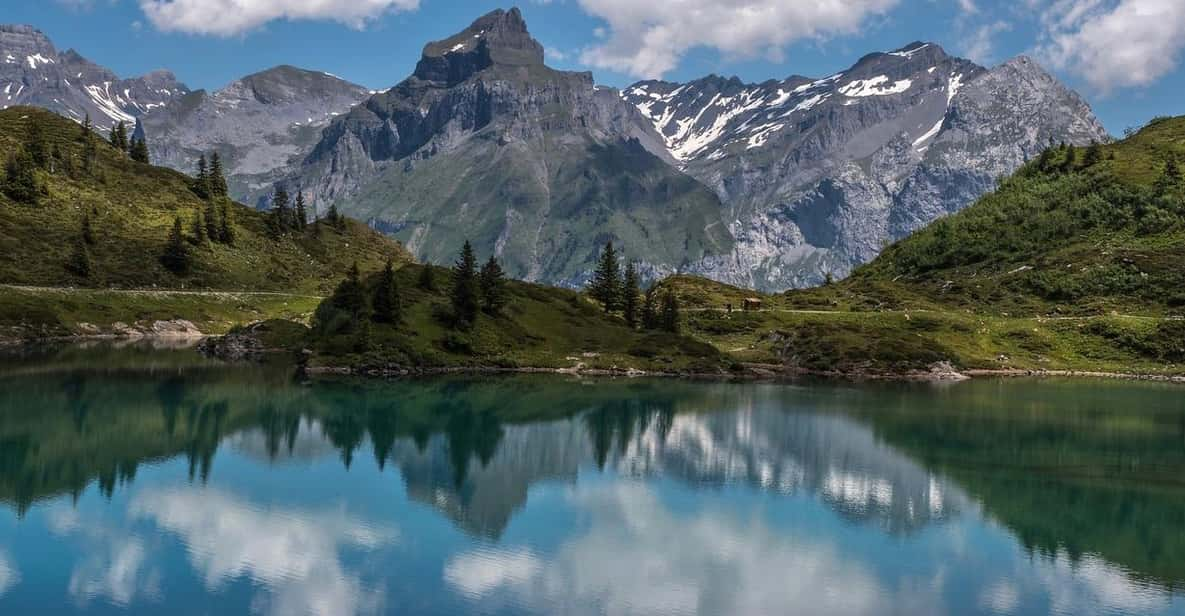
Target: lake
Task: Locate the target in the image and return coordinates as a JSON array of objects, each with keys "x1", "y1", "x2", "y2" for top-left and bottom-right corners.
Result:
[{"x1": 1, "y1": 344, "x2": 1184, "y2": 615}]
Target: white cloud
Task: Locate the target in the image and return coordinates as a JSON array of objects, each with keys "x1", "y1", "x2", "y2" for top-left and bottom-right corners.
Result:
[
  {"x1": 0, "y1": 551, "x2": 18, "y2": 598},
  {"x1": 964, "y1": 20, "x2": 1012, "y2": 63},
  {"x1": 576, "y1": 0, "x2": 900, "y2": 78},
  {"x1": 1037, "y1": 0, "x2": 1185, "y2": 92},
  {"x1": 130, "y1": 487, "x2": 396, "y2": 616},
  {"x1": 137, "y1": 0, "x2": 421, "y2": 37}
]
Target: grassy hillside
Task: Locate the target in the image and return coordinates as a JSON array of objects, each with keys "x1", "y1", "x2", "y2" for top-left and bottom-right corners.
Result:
[
  {"x1": 0, "y1": 107, "x2": 409, "y2": 337},
  {"x1": 301, "y1": 264, "x2": 730, "y2": 374}
]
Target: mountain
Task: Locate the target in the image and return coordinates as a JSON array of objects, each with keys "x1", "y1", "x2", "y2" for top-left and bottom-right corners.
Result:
[
  {"x1": 139, "y1": 65, "x2": 372, "y2": 202},
  {"x1": 623, "y1": 43, "x2": 1109, "y2": 289},
  {"x1": 0, "y1": 24, "x2": 188, "y2": 128},
  {"x1": 291, "y1": 8, "x2": 733, "y2": 286}
]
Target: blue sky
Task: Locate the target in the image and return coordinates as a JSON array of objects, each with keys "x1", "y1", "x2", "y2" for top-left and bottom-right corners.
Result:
[{"x1": 9, "y1": 1, "x2": 1185, "y2": 133}]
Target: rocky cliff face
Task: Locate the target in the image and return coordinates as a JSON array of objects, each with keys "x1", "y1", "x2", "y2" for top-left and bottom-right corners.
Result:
[
  {"x1": 0, "y1": 25, "x2": 188, "y2": 128},
  {"x1": 623, "y1": 43, "x2": 1109, "y2": 289},
  {"x1": 293, "y1": 8, "x2": 730, "y2": 285},
  {"x1": 138, "y1": 65, "x2": 372, "y2": 202}
]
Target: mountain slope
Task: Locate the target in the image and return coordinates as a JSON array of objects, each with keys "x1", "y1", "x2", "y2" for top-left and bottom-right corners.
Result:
[
  {"x1": 292, "y1": 8, "x2": 733, "y2": 286},
  {"x1": 0, "y1": 107, "x2": 409, "y2": 336},
  {"x1": 623, "y1": 43, "x2": 1109, "y2": 290},
  {"x1": 140, "y1": 65, "x2": 372, "y2": 202},
  {"x1": 0, "y1": 25, "x2": 188, "y2": 128}
]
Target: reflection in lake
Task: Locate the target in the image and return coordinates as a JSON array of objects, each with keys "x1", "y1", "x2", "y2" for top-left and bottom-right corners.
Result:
[{"x1": 0, "y1": 345, "x2": 1183, "y2": 615}]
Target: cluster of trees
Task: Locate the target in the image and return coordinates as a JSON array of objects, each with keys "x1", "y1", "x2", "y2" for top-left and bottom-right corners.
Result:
[
  {"x1": 188, "y1": 154, "x2": 236, "y2": 247},
  {"x1": 588, "y1": 242, "x2": 681, "y2": 333},
  {"x1": 448, "y1": 241, "x2": 508, "y2": 328},
  {"x1": 107, "y1": 120, "x2": 149, "y2": 164},
  {"x1": 265, "y1": 186, "x2": 346, "y2": 238},
  {"x1": 1034, "y1": 139, "x2": 1111, "y2": 176},
  {"x1": 1, "y1": 115, "x2": 116, "y2": 205}
]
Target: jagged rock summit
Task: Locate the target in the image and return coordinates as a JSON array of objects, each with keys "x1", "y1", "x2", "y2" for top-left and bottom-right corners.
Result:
[{"x1": 292, "y1": 8, "x2": 731, "y2": 286}]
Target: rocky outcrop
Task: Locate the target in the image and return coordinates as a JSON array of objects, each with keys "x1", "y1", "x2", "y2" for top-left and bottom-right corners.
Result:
[
  {"x1": 623, "y1": 43, "x2": 1109, "y2": 290},
  {"x1": 0, "y1": 24, "x2": 188, "y2": 128}
]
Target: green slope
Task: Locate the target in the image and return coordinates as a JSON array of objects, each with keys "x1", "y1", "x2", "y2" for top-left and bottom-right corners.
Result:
[{"x1": 0, "y1": 107, "x2": 410, "y2": 337}]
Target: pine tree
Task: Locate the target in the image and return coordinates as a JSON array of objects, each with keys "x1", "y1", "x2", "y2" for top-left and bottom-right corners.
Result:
[
  {"x1": 660, "y1": 290, "x2": 681, "y2": 334},
  {"x1": 79, "y1": 114, "x2": 93, "y2": 142},
  {"x1": 589, "y1": 241, "x2": 622, "y2": 312},
  {"x1": 80, "y1": 212, "x2": 95, "y2": 245},
  {"x1": 622, "y1": 261, "x2": 640, "y2": 328},
  {"x1": 451, "y1": 241, "x2": 481, "y2": 326},
  {"x1": 294, "y1": 191, "x2": 309, "y2": 230},
  {"x1": 204, "y1": 199, "x2": 220, "y2": 241},
  {"x1": 209, "y1": 152, "x2": 228, "y2": 197},
  {"x1": 161, "y1": 216, "x2": 191, "y2": 274},
  {"x1": 129, "y1": 138, "x2": 150, "y2": 164},
  {"x1": 66, "y1": 237, "x2": 91, "y2": 278},
  {"x1": 641, "y1": 286, "x2": 659, "y2": 330},
  {"x1": 218, "y1": 202, "x2": 235, "y2": 245},
  {"x1": 193, "y1": 155, "x2": 210, "y2": 199},
  {"x1": 25, "y1": 120, "x2": 48, "y2": 169},
  {"x1": 109, "y1": 121, "x2": 128, "y2": 153},
  {"x1": 1061, "y1": 146, "x2": 1077, "y2": 172},
  {"x1": 80, "y1": 117, "x2": 97, "y2": 175},
  {"x1": 372, "y1": 259, "x2": 402, "y2": 324},
  {"x1": 479, "y1": 255, "x2": 507, "y2": 314},
  {"x1": 2, "y1": 150, "x2": 39, "y2": 204},
  {"x1": 191, "y1": 213, "x2": 207, "y2": 246},
  {"x1": 268, "y1": 186, "x2": 291, "y2": 236},
  {"x1": 328, "y1": 203, "x2": 346, "y2": 231},
  {"x1": 333, "y1": 262, "x2": 368, "y2": 323},
  {"x1": 418, "y1": 264, "x2": 436, "y2": 291}
]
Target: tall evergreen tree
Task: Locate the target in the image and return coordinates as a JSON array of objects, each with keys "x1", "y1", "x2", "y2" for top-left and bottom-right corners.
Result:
[
  {"x1": 129, "y1": 138, "x2": 150, "y2": 164},
  {"x1": 479, "y1": 255, "x2": 507, "y2": 314},
  {"x1": 328, "y1": 203, "x2": 346, "y2": 231},
  {"x1": 204, "y1": 199, "x2": 220, "y2": 241},
  {"x1": 333, "y1": 262, "x2": 368, "y2": 323},
  {"x1": 589, "y1": 241, "x2": 622, "y2": 312},
  {"x1": 25, "y1": 120, "x2": 49, "y2": 169},
  {"x1": 218, "y1": 202, "x2": 235, "y2": 245},
  {"x1": 660, "y1": 290, "x2": 681, "y2": 334},
  {"x1": 1082, "y1": 140, "x2": 1103, "y2": 168},
  {"x1": 268, "y1": 186, "x2": 291, "y2": 236},
  {"x1": 191, "y1": 213, "x2": 207, "y2": 246},
  {"x1": 372, "y1": 259, "x2": 402, "y2": 325},
  {"x1": 209, "y1": 152, "x2": 228, "y2": 197},
  {"x1": 451, "y1": 241, "x2": 481, "y2": 326},
  {"x1": 79, "y1": 114, "x2": 93, "y2": 142},
  {"x1": 109, "y1": 121, "x2": 128, "y2": 153},
  {"x1": 294, "y1": 191, "x2": 309, "y2": 230},
  {"x1": 80, "y1": 117, "x2": 97, "y2": 174},
  {"x1": 1061, "y1": 146, "x2": 1077, "y2": 172},
  {"x1": 641, "y1": 286, "x2": 659, "y2": 330},
  {"x1": 161, "y1": 216, "x2": 191, "y2": 274},
  {"x1": 417, "y1": 264, "x2": 436, "y2": 291},
  {"x1": 194, "y1": 155, "x2": 210, "y2": 199},
  {"x1": 622, "y1": 261, "x2": 641, "y2": 328},
  {"x1": 66, "y1": 237, "x2": 91, "y2": 278},
  {"x1": 2, "y1": 150, "x2": 39, "y2": 204}
]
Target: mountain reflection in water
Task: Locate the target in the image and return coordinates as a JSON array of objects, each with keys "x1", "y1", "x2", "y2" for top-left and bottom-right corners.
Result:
[{"x1": 0, "y1": 344, "x2": 1183, "y2": 615}]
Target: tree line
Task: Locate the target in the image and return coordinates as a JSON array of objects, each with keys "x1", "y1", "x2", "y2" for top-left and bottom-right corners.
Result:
[{"x1": 587, "y1": 241, "x2": 681, "y2": 333}]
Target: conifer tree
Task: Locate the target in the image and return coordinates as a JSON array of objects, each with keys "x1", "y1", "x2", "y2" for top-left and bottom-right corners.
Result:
[
  {"x1": 204, "y1": 199, "x2": 220, "y2": 241},
  {"x1": 161, "y1": 216, "x2": 191, "y2": 274},
  {"x1": 66, "y1": 237, "x2": 91, "y2": 278},
  {"x1": 660, "y1": 290, "x2": 681, "y2": 334},
  {"x1": 194, "y1": 155, "x2": 210, "y2": 199},
  {"x1": 79, "y1": 114, "x2": 93, "y2": 142},
  {"x1": 333, "y1": 262, "x2": 368, "y2": 323},
  {"x1": 80, "y1": 119, "x2": 97, "y2": 175},
  {"x1": 622, "y1": 261, "x2": 640, "y2": 328},
  {"x1": 589, "y1": 241, "x2": 622, "y2": 312},
  {"x1": 209, "y1": 152, "x2": 228, "y2": 197},
  {"x1": 109, "y1": 121, "x2": 129, "y2": 153},
  {"x1": 418, "y1": 264, "x2": 436, "y2": 291},
  {"x1": 25, "y1": 120, "x2": 49, "y2": 169},
  {"x1": 1061, "y1": 146, "x2": 1077, "y2": 172},
  {"x1": 451, "y1": 241, "x2": 481, "y2": 326},
  {"x1": 1082, "y1": 140, "x2": 1103, "y2": 168},
  {"x1": 80, "y1": 212, "x2": 95, "y2": 246},
  {"x1": 479, "y1": 255, "x2": 507, "y2": 314},
  {"x1": 191, "y1": 213, "x2": 207, "y2": 246},
  {"x1": 372, "y1": 259, "x2": 402, "y2": 325},
  {"x1": 129, "y1": 138, "x2": 150, "y2": 164},
  {"x1": 268, "y1": 186, "x2": 291, "y2": 236},
  {"x1": 328, "y1": 203, "x2": 346, "y2": 231},
  {"x1": 641, "y1": 286, "x2": 659, "y2": 330},
  {"x1": 2, "y1": 150, "x2": 39, "y2": 204},
  {"x1": 218, "y1": 202, "x2": 235, "y2": 245},
  {"x1": 294, "y1": 191, "x2": 309, "y2": 230}
]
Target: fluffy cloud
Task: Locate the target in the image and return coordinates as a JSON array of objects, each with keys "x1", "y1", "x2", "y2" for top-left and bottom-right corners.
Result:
[
  {"x1": 137, "y1": 0, "x2": 420, "y2": 36},
  {"x1": 576, "y1": 0, "x2": 900, "y2": 78},
  {"x1": 1037, "y1": 0, "x2": 1185, "y2": 92}
]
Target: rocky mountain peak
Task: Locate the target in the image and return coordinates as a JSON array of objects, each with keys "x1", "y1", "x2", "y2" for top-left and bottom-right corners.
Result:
[{"x1": 413, "y1": 7, "x2": 544, "y2": 85}]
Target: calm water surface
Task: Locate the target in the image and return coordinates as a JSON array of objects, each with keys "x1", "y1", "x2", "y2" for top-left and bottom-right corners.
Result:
[{"x1": 1, "y1": 344, "x2": 1184, "y2": 615}]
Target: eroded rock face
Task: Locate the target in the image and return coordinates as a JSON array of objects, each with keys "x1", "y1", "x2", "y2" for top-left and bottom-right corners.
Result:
[
  {"x1": 624, "y1": 44, "x2": 1109, "y2": 290},
  {"x1": 290, "y1": 8, "x2": 730, "y2": 286},
  {"x1": 0, "y1": 25, "x2": 188, "y2": 128}
]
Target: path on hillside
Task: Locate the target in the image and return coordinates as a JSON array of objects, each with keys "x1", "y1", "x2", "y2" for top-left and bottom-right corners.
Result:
[
  {"x1": 683, "y1": 306, "x2": 1181, "y2": 321},
  {"x1": 0, "y1": 284, "x2": 326, "y2": 300}
]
